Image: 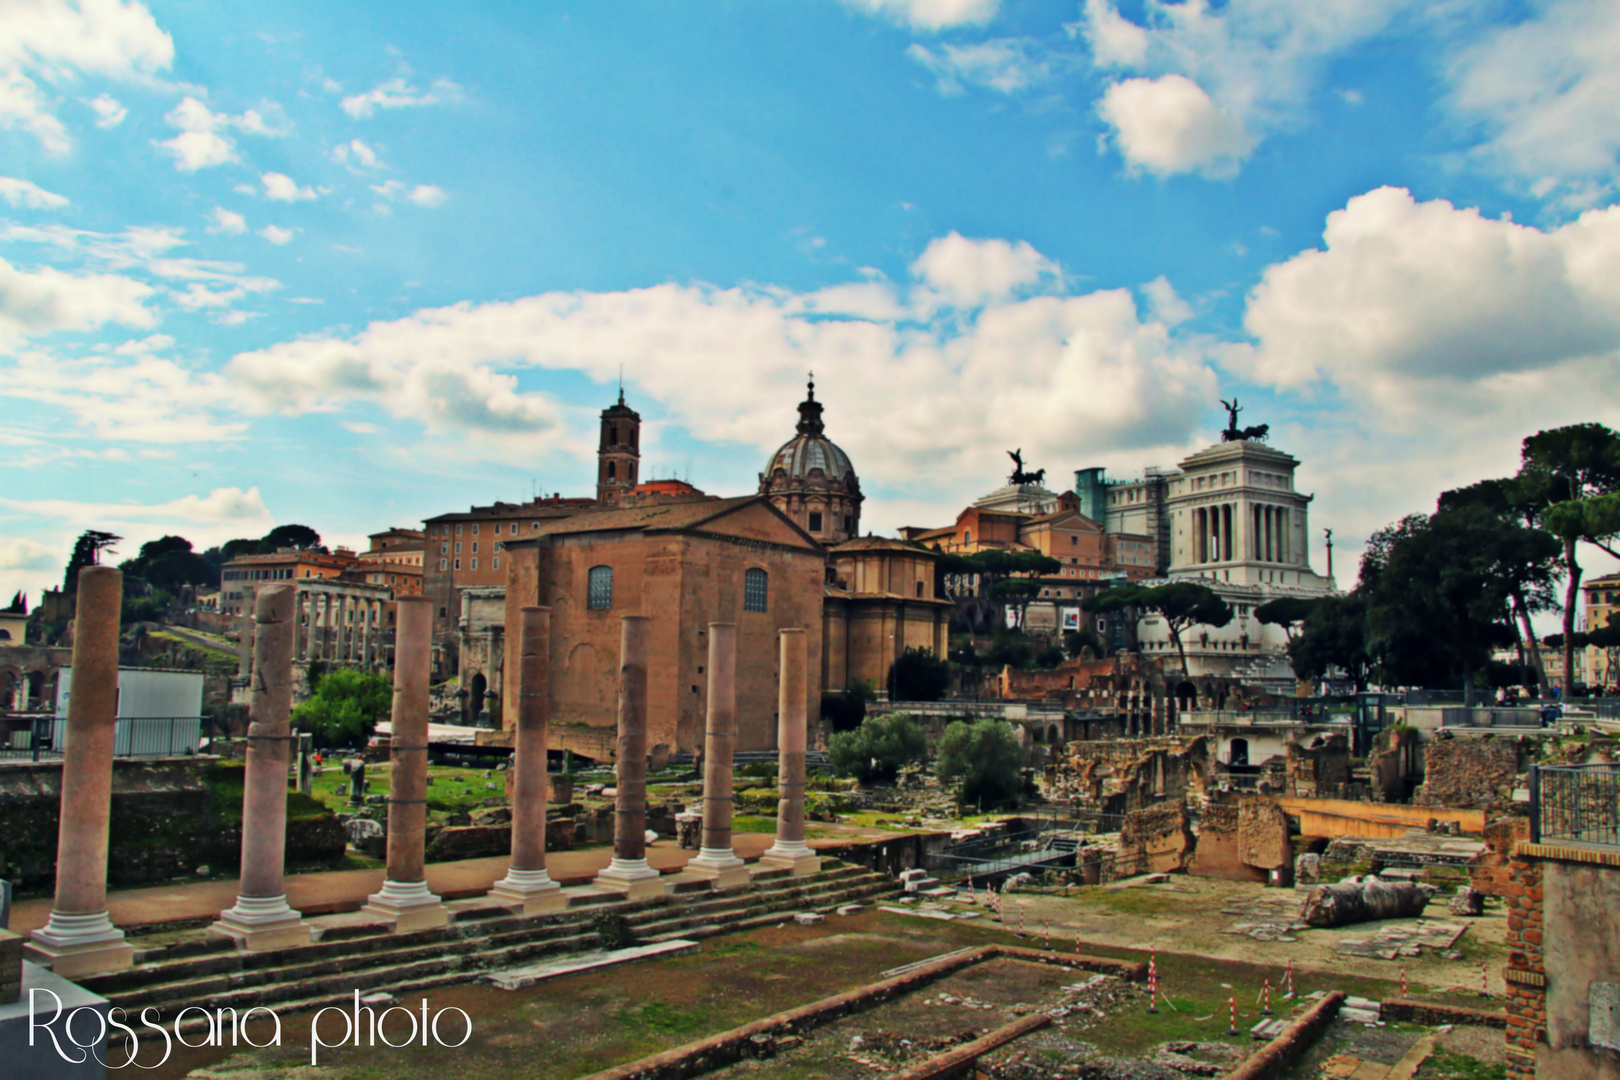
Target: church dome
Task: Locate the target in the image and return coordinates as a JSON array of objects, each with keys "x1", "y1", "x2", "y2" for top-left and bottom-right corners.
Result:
[{"x1": 762, "y1": 381, "x2": 858, "y2": 486}]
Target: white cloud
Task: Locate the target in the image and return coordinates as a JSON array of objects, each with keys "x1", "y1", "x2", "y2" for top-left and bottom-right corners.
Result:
[
  {"x1": 0, "y1": 0, "x2": 173, "y2": 154},
  {"x1": 1080, "y1": 0, "x2": 1408, "y2": 177},
  {"x1": 87, "y1": 92, "x2": 127, "y2": 128},
  {"x1": 257, "y1": 225, "x2": 294, "y2": 245},
  {"x1": 260, "y1": 171, "x2": 316, "y2": 201},
  {"x1": 223, "y1": 232, "x2": 1215, "y2": 503},
  {"x1": 340, "y1": 76, "x2": 462, "y2": 119},
  {"x1": 907, "y1": 39, "x2": 1049, "y2": 96},
  {"x1": 1, "y1": 487, "x2": 274, "y2": 545},
  {"x1": 0, "y1": 345, "x2": 245, "y2": 443},
  {"x1": 205, "y1": 207, "x2": 246, "y2": 235},
  {"x1": 1445, "y1": 0, "x2": 1620, "y2": 204},
  {"x1": 331, "y1": 138, "x2": 381, "y2": 169},
  {"x1": 840, "y1": 0, "x2": 1000, "y2": 32},
  {"x1": 0, "y1": 536, "x2": 56, "y2": 573},
  {"x1": 1098, "y1": 74, "x2": 1256, "y2": 178},
  {"x1": 407, "y1": 184, "x2": 446, "y2": 207},
  {"x1": 1140, "y1": 275, "x2": 1193, "y2": 326},
  {"x1": 909, "y1": 231, "x2": 1060, "y2": 309},
  {"x1": 0, "y1": 256, "x2": 155, "y2": 350},
  {"x1": 0, "y1": 176, "x2": 68, "y2": 210},
  {"x1": 1229, "y1": 186, "x2": 1620, "y2": 423},
  {"x1": 155, "y1": 97, "x2": 288, "y2": 172}
]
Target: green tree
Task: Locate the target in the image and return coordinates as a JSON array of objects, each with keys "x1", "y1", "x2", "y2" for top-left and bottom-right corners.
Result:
[
  {"x1": 938, "y1": 549, "x2": 1062, "y2": 633},
  {"x1": 1520, "y1": 423, "x2": 1620, "y2": 697},
  {"x1": 63, "y1": 530, "x2": 121, "y2": 593},
  {"x1": 1287, "y1": 593, "x2": 1373, "y2": 690},
  {"x1": 889, "y1": 646, "x2": 949, "y2": 701},
  {"x1": 1255, "y1": 597, "x2": 1319, "y2": 643},
  {"x1": 1087, "y1": 582, "x2": 1233, "y2": 674},
  {"x1": 292, "y1": 668, "x2": 392, "y2": 748},
  {"x1": 827, "y1": 712, "x2": 926, "y2": 785},
  {"x1": 1063, "y1": 627, "x2": 1105, "y2": 660},
  {"x1": 261, "y1": 523, "x2": 325, "y2": 552},
  {"x1": 936, "y1": 718, "x2": 1022, "y2": 808}
]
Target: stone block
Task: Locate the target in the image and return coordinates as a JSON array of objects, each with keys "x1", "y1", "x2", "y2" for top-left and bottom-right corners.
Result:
[
  {"x1": 1238, "y1": 800, "x2": 1293, "y2": 871},
  {"x1": 675, "y1": 812, "x2": 703, "y2": 851},
  {"x1": 1449, "y1": 886, "x2": 1485, "y2": 917},
  {"x1": 793, "y1": 912, "x2": 825, "y2": 925}
]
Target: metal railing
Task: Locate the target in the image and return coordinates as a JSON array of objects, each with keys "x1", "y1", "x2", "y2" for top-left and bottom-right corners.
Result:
[
  {"x1": 1531, "y1": 764, "x2": 1620, "y2": 848},
  {"x1": 2, "y1": 716, "x2": 208, "y2": 761}
]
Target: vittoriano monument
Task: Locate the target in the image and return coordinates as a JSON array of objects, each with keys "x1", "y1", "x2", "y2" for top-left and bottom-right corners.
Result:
[
  {"x1": 1006, "y1": 448, "x2": 1046, "y2": 486},
  {"x1": 1220, "y1": 397, "x2": 1270, "y2": 442}
]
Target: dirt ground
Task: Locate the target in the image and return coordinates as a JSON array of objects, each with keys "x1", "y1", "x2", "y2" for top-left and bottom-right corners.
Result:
[
  {"x1": 113, "y1": 875, "x2": 1502, "y2": 1080},
  {"x1": 959, "y1": 875, "x2": 1509, "y2": 998}
]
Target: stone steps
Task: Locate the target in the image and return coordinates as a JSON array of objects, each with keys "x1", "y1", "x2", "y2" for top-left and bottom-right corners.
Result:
[{"x1": 81, "y1": 864, "x2": 897, "y2": 1016}]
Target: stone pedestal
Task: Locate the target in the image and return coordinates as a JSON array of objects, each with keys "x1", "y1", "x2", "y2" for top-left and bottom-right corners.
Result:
[
  {"x1": 214, "y1": 585, "x2": 313, "y2": 952},
  {"x1": 490, "y1": 606, "x2": 565, "y2": 914},
  {"x1": 363, "y1": 596, "x2": 449, "y2": 932},
  {"x1": 761, "y1": 628, "x2": 821, "y2": 877},
  {"x1": 687, "y1": 623, "x2": 749, "y2": 889},
  {"x1": 593, "y1": 616, "x2": 666, "y2": 899},
  {"x1": 26, "y1": 567, "x2": 134, "y2": 978}
]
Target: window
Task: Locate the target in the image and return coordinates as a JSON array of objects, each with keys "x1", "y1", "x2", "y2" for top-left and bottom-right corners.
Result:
[
  {"x1": 608, "y1": 461, "x2": 616, "y2": 479},
  {"x1": 439, "y1": 558, "x2": 448, "y2": 571},
  {"x1": 916, "y1": 581, "x2": 924, "y2": 598},
  {"x1": 843, "y1": 515, "x2": 852, "y2": 534},
  {"x1": 472, "y1": 523, "x2": 479, "y2": 535},
  {"x1": 532, "y1": 522, "x2": 541, "y2": 530},
  {"x1": 455, "y1": 542, "x2": 462, "y2": 554},
  {"x1": 471, "y1": 558, "x2": 478, "y2": 570},
  {"x1": 471, "y1": 542, "x2": 479, "y2": 553},
  {"x1": 1071, "y1": 535, "x2": 1078, "y2": 546},
  {"x1": 808, "y1": 511, "x2": 823, "y2": 532},
  {"x1": 454, "y1": 559, "x2": 461, "y2": 571},
  {"x1": 440, "y1": 543, "x2": 447, "y2": 554},
  {"x1": 588, "y1": 566, "x2": 613, "y2": 609},
  {"x1": 494, "y1": 542, "x2": 503, "y2": 552},
  {"x1": 492, "y1": 557, "x2": 500, "y2": 571},
  {"x1": 744, "y1": 568, "x2": 768, "y2": 612},
  {"x1": 456, "y1": 524, "x2": 463, "y2": 535},
  {"x1": 964, "y1": 529, "x2": 972, "y2": 545}
]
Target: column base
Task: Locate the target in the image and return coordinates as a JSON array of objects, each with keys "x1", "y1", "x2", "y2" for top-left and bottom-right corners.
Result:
[
  {"x1": 211, "y1": 894, "x2": 313, "y2": 952},
  {"x1": 760, "y1": 840, "x2": 822, "y2": 877},
  {"x1": 593, "y1": 857, "x2": 668, "y2": 900},
  {"x1": 488, "y1": 868, "x2": 568, "y2": 913},
  {"x1": 362, "y1": 879, "x2": 450, "y2": 933},
  {"x1": 25, "y1": 912, "x2": 134, "y2": 978},
  {"x1": 686, "y1": 848, "x2": 751, "y2": 890}
]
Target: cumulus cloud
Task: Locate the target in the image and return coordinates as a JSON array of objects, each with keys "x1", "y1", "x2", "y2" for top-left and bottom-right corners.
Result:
[
  {"x1": 260, "y1": 171, "x2": 316, "y2": 201},
  {"x1": 1229, "y1": 186, "x2": 1620, "y2": 422},
  {"x1": 0, "y1": 0, "x2": 173, "y2": 153},
  {"x1": 1098, "y1": 74, "x2": 1255, "y2": 177},
  {"x1": 330, "y1": 138, "x2": 381, "y2": 169},
  {"x1": 155, "y1": 97, "x2": 288, "y2": 172},
  {"x1": 0, "y1": 256, "x2": 155, "y2": 350},
  {"x1": 0, "y1": 345, "x2": 244, "y2": 442},
  {"x1": 1445, "y1": 0, "x2": 1620, "y2": 205},
  {"x1": 205, "y1": 207, "x2": 246, "y2": 235},
  {"x1": 223, "y1": 232, "x2": 1215, "y2": 502},
  {"x1": 0, "y1": 176, "x2": 68, "y2": 210},
  {"x1": 1079, "y1": 0, "x2": 1408, "y2": 177},
  {"x1": 257, "y1": 225, "x2": 294, "y2": 245},
  {"x1": 907, "y1": 39, "x2": 1049, "y2": 96},
  {"x1": 371, "y1": 180, "x2": 447, "y2": 208},
  {"x1": 1140, "y1": 275, "x2": 1194, "y2": 326},
  {"x1": 340, "y1": 76, "x2": 462, "y2": 119},
  {"x1": 87, "y1": 92, "x2": 127, "y2": 128},
  {"x1": 407, "y1": 184, "x2": 446, "y2": 206},
  {"x1": 909, "y1": 231, "x2": 1060, "y2": 309},
  {"x1": 0, "y1": 536, "x2": 56, "y2": 573},
  {"x1": 840, "y1": 0, "x2": 1000, "y2": 32}
]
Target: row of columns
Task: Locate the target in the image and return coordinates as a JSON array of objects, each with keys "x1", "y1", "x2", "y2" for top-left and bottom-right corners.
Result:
[
  {"x1": 1192, "y1": 502, "x2": 1292, "y2": 565},
  {"x1": 31, "y1": 570, "x2": 818, "y2": 977},
  {"x1": 293, "y1": 591, "x2": 388, "y2": 665}
]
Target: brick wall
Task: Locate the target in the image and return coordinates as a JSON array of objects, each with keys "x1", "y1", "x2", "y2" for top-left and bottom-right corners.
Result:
[
  {"x1": 1503, "y1": 852, "x2": 1545, "y2": 1080},
  {"x1": 1416, "y1": 737, "x2": 1526, "y2": 810}
]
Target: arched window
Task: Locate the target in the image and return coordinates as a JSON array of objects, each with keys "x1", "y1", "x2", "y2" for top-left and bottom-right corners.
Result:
[
  {"x1": 744, "y1": 568, "x2": 768, "y2": 612},
  {"x1": 0, "y1": 628, "x2": 11, "y2": 641},
  {"x1": 588, "y1": 565, "x2": 614, "y2": 610}
]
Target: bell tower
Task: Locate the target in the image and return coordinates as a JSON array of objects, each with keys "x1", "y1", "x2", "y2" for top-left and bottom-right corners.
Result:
[{"x1": 597, "y1": 390, "x2": 641, "y2": 505}]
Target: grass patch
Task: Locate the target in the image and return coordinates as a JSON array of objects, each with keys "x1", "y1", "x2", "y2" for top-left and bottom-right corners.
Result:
[
  {"x1": 732, "y1": 814, "x2": 778, "y2": 833},
  {"x1": 1416, "y1": 1048, "x2": 1508, "y2": 1080},
  {"x1": 621, "y1": 1000, "x2": 709, "y2": 1035}
]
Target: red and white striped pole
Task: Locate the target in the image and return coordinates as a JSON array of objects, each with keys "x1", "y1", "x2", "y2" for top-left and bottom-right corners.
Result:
[
  {"x1": 1481, "y1": 960, "x2": 1490, "y2": 998},
  {"x1": 1043, "y1": 919, "x2": 1050, "y2": 951},
  {"x1": 1400, "y1": 966, "x2": 1408, "y2": 999},
  {"x1": 1261, "y1": 978, "x2": 1273, "y2": 1016},
  {"x1": 1074, "y1": 932, "x2": 1082, "y2": 957},
  {"x1": 1017, "y1": 902, "x2": 1026, "y2": 937},
  {"x1": 1147, "y1": 951, "x2": 1159, "y2": 1014},
  {"x1": 1227, "y1": 994, "x2": 1238, "y2": 1036},
  {"x1": 1283, "y1": 959, "x2": 1294, "y2": 999}
]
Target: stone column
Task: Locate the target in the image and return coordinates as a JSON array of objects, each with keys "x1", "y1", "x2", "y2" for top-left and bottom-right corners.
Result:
[
  {"x1": 25, "y1": 567, "x2": 135, "y2": 977},
  {"x1": 237, "y1": 607, "x2": 253, "y2": 677},
  {"x1": 687, "y1": 623, "x2": 747, "y2": 888},
  {"x1": 213, "y1": 585, "x2": 313, "y2": 950},
  {"x1": 362, "y1": 595, "x2": 449, "y2": 931},
  {"x1": 293, "y1": 590, "x2": 307, "y2": 662},
  {"x1": 762, "y1": 628, "x2": 820, "y2": 875},
  {"x1": 361, "y1": 600, "x2": 374, "y2": 668},
  {"x1": 490, "y1": 606, "x2": 564, "y2": 912},
  {"x1": 761, "y1": 628, "x2": 816, "y2": 874},
  {"x1": 593, "y1": 616, "x2": 665, "y2": 898}
]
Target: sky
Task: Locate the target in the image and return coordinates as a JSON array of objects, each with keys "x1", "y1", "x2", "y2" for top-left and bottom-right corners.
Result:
[{"x1": 3, "y1": 0, "x2": 1620, "y2": 604}]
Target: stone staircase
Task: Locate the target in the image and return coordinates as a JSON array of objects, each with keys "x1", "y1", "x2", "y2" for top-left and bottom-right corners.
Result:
[{"x1": 76, "y1": 862, "x2": 896, "y2": 1018}]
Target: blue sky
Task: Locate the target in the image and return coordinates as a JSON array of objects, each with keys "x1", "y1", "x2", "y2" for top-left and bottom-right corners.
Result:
[{"x1": 3, "y1": 0, "x2": 1620, "y2": 600}]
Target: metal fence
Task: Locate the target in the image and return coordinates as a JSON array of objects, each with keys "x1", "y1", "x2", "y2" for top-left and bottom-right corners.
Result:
[
  {"x1": 2, "y1": 716, "x2": 208, "y2": 761},
  {"x1": 1531, "y1": 764, "x2": 1620, "y2": 848}
]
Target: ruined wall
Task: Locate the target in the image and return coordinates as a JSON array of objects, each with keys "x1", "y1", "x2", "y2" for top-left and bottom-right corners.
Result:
[
  {"x1": 1285, "y1": 733, "x2": 1352, "y2": 798},
  {"x1": 1186, "y1": 799, "x2": 1290, "y2": 884},
  {"x1": 1416, "y1": 737, "x2": 1527, "y2": 810},
  {"x1": 1044, "y1": 737, "x2": 1208, "y2": 817},
  {"x1": 1114, "y1": 801, "x2": 1195, "y2": 877}
]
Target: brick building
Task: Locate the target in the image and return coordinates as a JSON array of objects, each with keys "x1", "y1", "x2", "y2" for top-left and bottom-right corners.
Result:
[{"x1": 822, "y1": 537, "x2": 950, "y2": 695}]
